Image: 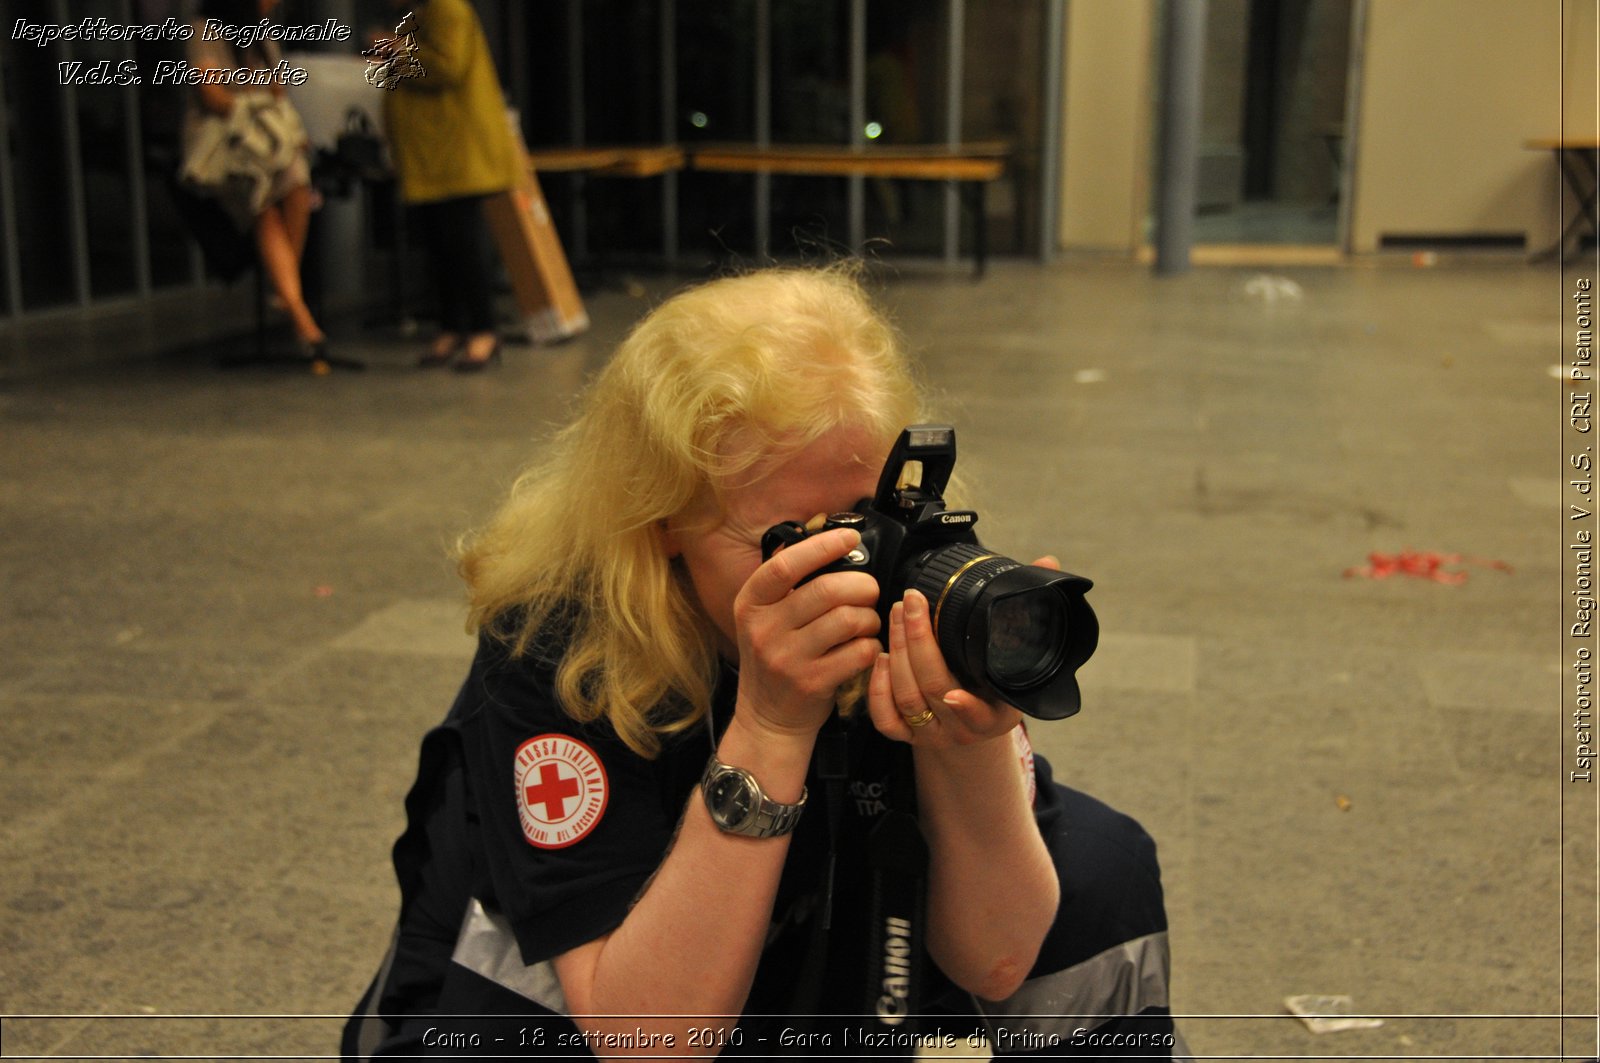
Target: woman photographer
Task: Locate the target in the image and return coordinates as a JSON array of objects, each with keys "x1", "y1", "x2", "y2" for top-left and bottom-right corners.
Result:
[{"x1": 344, "y1": 266, "x2": 1181, "y2": 1059}]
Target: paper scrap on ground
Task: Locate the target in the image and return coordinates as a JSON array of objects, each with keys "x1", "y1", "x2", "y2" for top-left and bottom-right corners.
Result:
[
  {"x1": 1285, "y1": 995, "x2": 1385, "y2": 1034},
  {"x1": 1242, "y1": 275, "x2": 1305, "y2": 303}
]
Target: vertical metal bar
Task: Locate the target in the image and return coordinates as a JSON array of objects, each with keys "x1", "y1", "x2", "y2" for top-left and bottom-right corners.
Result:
[
  {"x1": 567, "y1": 0, "x2": 587, "y2": 259},
  {"x1": 1153, "y1": 0, "x2": 1207, "y2": 275},
  {"x1": 567, "y1": 1, "x2": 585, "y2": 141},
  {"x1": 56, "y1": 0, "x2": 92, "y2": 305},
  {"x1": 1037, "y1": 0, "x2": 1066, "y2": 263},
  {"x1": 942, "y1": 0, "x2": 964, "y2": 267},
  {"x1": 848, "y1": 0, "x2": 865, "y2": 253},
  {"x1": 122, "y1": 0, "x2": 151, "y2": 296},
  {"x1": 661, "y1": 0, "x2": 678, "y2": 265},
  {"x1": 184, "y1": 0, "x2": 205, "y2": 290},
  {"x1": 0, "y1": 31, "x2": 23, "y2": 315},
  {"x1": 755, "y1": 0, "x2": 772, "y2": 259},
  {"x1": 507, "y1": 2, "x2": 529, "y2": 120},
  {"x1": 1336, "y1": 0, "x2": 1369, "y2": 255}
]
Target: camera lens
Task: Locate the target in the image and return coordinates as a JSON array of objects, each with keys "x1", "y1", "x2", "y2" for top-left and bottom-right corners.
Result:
[
  {"x1": 986, "y1": 590, "x2": 1066, "y2": 687},
  {"x1": 903, "y1": 543, "x2": 1097, "y2": 719}
]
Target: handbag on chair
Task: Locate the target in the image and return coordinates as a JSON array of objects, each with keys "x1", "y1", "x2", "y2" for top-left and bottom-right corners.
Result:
[{"x1": 179, "y1": 94, "x2": 307, "y2": 230}]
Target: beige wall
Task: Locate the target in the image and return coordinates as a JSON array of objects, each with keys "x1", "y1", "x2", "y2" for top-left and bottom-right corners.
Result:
[
  {"x1": 1566, "y1": 0, "x2": 1599, "y2": 140},
  {"x1": 1348, "y1": 0, "x2": 1565, "y2": 252},
  {"x1": 1055, "y1": 0, "x2": 1597, "y2": 256},
  {"x1": 1057, "y1": 0, "x2": 1156, "y2": 251}
]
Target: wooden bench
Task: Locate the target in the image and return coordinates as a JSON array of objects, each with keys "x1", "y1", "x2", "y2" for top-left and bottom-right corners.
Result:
[
  {"x1": 687, "y1": 142, "x2": 1009, "y2": 276},
  {"x1": 522, "y1": 146, "x2": 687, "y2": 267},
  {"x1": 520, "y1": 141, "x2": 1010, "y2": 275},
  {"x1": 525, "y1": 145, "x2": 686, "y2": 179},
  {"x1": 688, "y1": 142, "x2": 1006, "y2": 181}
]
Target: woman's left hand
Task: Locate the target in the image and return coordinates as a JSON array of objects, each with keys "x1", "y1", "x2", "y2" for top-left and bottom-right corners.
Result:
[{"x1": 866, "y1": 554, "x2": 1062, "y2": 745}]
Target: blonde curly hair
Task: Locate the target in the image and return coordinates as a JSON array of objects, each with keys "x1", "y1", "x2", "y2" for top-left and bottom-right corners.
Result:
[{"x1": 457, "y1": 265, "x2": 928, "y2": 758}]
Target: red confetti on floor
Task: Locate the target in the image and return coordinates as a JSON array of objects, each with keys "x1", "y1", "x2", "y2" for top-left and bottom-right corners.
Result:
[{"x1": 1343, "y1": 550, "x2": 1513, "y2": 584}]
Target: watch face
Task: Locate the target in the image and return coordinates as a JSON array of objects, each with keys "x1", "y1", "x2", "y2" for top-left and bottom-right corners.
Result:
[{"x1": 708, "y1": 772, "x2": 755, "y2": 827}]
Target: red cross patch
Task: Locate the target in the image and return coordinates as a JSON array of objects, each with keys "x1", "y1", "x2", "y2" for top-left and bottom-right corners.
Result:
[{"x1": 514, "y1": 734, "x2": 609, "y2": 849}]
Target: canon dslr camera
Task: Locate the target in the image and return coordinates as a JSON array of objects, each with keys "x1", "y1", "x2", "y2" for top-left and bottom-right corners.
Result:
[{"x1": 761, "y1": 424, "x2": 1098, "y2": 720}]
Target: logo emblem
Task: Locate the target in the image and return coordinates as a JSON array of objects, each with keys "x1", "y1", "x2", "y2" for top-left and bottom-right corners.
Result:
[
  {"x1": 514, "y1": 734, "x2": 609, "y2": 849},
  {"x1": 1011, "y1": 724, "x2": 1037, "y2": 807}
]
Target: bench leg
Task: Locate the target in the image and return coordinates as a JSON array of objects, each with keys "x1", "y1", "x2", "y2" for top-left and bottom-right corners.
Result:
[
  {"x1": 1558, "y1": 148, "x2": 1598, "y2": 256},
  {"x1": 965, "y1": 182, "x2": 988, "y2": 280}
]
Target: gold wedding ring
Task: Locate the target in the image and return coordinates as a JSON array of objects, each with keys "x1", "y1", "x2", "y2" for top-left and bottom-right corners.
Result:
[{"x1": 902, "y1": 708, "x2": 936, "y2": 728}]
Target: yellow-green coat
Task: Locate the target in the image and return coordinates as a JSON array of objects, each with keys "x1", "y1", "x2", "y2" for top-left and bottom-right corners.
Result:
[{"x1": 383, "y1": 0, "x2": 522, "y2": 204}]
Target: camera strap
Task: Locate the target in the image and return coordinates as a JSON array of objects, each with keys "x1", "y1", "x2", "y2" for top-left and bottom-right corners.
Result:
[
  {"x1": 784, "y1": 730, "x2": 927, "y2": 1057},
  {"x1": 862, "y1": 743, "x2": 927, "y2": 1053},
  {"x1": 784, "y1": 726, "x2": 851, "y2": 1032}
]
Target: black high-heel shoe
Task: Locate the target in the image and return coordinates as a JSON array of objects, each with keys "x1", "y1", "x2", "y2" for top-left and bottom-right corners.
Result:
[
  {"x1": 299, "y1": 339, "x2": 332, "y2": 375},
  {"x1": 418, "y1": 335, "x2": 461, "y2": 368},
  {"x1": 453, "y1": 339, "x2": 501, "y2": 373},
  {"x1": 297, "y1": 338, "x2": 365, "y2": 373}
]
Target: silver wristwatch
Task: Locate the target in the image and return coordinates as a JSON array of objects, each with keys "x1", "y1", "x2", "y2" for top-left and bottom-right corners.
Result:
[{"x1": 700, "y1": 755, "x2": 806, "y2": 838}]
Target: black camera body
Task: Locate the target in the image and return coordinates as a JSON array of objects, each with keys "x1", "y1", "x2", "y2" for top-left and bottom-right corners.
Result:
[{"x1": 761, "y1": 425, "x2": 1097, "y2": 720}]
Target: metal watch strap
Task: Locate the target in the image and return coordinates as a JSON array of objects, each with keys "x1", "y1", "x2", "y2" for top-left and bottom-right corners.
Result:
[{"x1": 701, "y1": 755, "x2": 807, "y2": 838}]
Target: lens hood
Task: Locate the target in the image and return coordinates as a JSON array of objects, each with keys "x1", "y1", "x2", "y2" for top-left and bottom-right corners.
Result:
[{"x1": 911, "y1": 550, "x2": 1097, "y2": 720}]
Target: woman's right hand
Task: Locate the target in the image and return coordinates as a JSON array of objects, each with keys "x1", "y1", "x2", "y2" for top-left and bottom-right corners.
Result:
[
  {"x1": 730, "y1": 527, "x2": 882, "y2": 738},
  {"x1": 554, "y1": 526, "x2": 879, "y2": 1052}
]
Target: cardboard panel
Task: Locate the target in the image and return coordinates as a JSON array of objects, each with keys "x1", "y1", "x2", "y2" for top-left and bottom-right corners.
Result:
[{"x1": 482, "y1": 169, "x2": 588, "y2": 344}]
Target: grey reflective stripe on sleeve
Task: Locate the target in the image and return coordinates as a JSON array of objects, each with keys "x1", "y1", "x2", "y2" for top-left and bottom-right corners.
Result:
[
  {"x1": 450, "y1": 897, "x2": 571, "y2": 1013},
  {"x1": 347, "y1": 926, "x2": 401, "y2": 1062},
  {"x1": 976, "y1": 931, "x2": 1172, "y2": 1042}
]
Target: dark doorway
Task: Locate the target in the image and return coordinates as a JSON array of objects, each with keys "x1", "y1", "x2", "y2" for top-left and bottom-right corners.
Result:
[{"x1": 1192, "y1": 0, "x2": 1353, "y2": 245}]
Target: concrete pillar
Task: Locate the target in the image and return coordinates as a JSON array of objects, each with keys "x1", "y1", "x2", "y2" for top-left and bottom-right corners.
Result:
[{"x1": 1153, "y1": 0, "x2": 1207, "y2": 274}]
